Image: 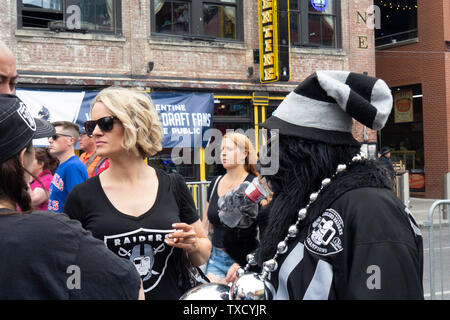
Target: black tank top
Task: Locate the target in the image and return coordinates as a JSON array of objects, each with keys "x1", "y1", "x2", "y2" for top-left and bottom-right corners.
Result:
[{"x1": 207, "y1": 174, "x2": 255, "y2": 248}]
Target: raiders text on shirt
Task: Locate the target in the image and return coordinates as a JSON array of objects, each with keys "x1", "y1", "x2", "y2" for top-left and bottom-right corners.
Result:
[{"x1": 111, "y1": 232, "x2": 172, "y2": 246}]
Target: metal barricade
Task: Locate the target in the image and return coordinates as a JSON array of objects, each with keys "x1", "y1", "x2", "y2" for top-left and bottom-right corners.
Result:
[
  {"x1": 186, "y1": 181, "x2": 210, "y2": 220},
  {"x1": 395, "y1": 171, "x2": 410, "y2": 208},
  {"x1": 424, "y1": 200, "x2": 450, "y2": 300}
]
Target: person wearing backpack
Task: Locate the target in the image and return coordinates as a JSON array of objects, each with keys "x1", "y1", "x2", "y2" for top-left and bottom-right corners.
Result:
[{"x1": 79, "y1": 126, "x2": 109, "y2": 177}]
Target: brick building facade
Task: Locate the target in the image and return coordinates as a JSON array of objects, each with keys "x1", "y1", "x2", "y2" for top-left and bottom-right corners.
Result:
[
  {"x1": 376, "y1": 0, "x2": 450, "y2": 198},
  {"x1": 1, "y1": 0, "x2": 378, "y2": 180}
]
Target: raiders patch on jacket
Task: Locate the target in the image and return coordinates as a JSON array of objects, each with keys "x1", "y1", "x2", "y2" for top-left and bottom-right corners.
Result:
[{"x1": 305, "y1": 209, "x2": 344, "y2": 256}]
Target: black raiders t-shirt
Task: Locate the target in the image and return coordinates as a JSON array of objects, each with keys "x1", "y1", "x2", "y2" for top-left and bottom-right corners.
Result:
[{"x1": 64, "y1": 168, "x2": 199, "y2": 300}]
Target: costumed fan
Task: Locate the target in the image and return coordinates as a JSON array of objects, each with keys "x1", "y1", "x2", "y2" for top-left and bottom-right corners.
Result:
[{"x1": 181, "y1": 70, "x2": 424, "y2": 300}]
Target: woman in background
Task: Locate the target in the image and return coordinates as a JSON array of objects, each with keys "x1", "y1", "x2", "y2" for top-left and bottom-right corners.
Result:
[
  {"x1": 202, "y1": 132, "x2": 259, "y2": 284},
  {"x1": 29, "y1": 148, "x2": 59, "y2": 211}
]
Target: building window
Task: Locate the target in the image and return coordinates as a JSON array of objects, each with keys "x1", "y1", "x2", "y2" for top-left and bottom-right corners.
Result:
[
  {"x1": 18, "y1": 0, "x2": 121, "y2": 34},
  {"x1": 151, "y1": 0, "x2": 243, "y2": 41},
  {"x1": 155, "y1": 0, "x2": 190, "y2": 35},
  {"x1": 203, "y1": 3, "x2": 236, "y2": 39},
  {"x1": 374, "y1": 0, "x2": 418, "y2": 47},
  {"x1": 289, "y1": 0, "x2": 341, "y2": 48}
]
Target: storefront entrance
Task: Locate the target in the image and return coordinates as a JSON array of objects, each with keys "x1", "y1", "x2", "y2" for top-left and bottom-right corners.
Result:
[{"x1": 380, "y1": 84, "x2": 425, "y2": 192}]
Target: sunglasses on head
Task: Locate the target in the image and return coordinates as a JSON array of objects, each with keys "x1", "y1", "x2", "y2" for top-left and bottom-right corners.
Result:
[
  {"x1": 83, "y1": 116, "x2": 118, "y2": 137},
  {"x1": 49, "y1": 133, "x2": 72, "y2": 141}
]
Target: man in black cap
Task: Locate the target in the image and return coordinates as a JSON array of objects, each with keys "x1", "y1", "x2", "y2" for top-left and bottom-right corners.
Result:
[
  {"x1": 379, "y1": 146, "x2": 395, "y2": 183},
  {"x1": 222, "y1": 71, "x2": 423, "y2": 299},
  {"x1": 0, "y1": 90, "x2": 144, "y2": 298}
]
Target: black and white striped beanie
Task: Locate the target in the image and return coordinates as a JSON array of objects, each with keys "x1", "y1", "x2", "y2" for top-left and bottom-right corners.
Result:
[{"x1": 260, "y1": 71, "x2": 393, "y2": 146}]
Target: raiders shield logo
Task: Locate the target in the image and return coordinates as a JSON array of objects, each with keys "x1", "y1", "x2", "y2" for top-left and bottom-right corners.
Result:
[
  {"x1": 305, "y1": 209, "x2": 344, "y2": 256},
  {"x1": 104, "y1": 228, "x2": 175, "y2": 293},
  {"x1": 17, "y1": 102, "x2": 36, "y2": 131}
]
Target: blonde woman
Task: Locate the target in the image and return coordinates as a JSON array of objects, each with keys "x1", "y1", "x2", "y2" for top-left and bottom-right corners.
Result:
[
  {"x1": 202, "y1": 132, "x2": 259, "y2": 284},
  {"x1": 64, "y1": 87, "x2": 211, "y2": 300}
]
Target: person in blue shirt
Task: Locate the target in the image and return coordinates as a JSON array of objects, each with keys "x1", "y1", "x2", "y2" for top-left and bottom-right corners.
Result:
[{"x1": 48, "y1": 121, "x2": 88, "y2": 212}]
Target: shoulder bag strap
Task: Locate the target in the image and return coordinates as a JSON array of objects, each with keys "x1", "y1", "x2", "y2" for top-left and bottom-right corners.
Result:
[
  {"x1": 92, "y1": 157, "x2": 108, "y2": 176},
  {"x1": 84, "y1": 152, "x2": 98, "y2": 168},
  {"x1": 169, "y1": 173, "x2": 211, "y2": 284},
  {"x1": 209, "y1": 175, "x2": 222, "y2": 203}
]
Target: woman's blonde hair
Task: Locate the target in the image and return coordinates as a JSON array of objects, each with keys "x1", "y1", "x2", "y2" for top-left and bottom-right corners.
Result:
[
  {"x1": 222, "y1": 132, "x2": 258, "y2": 176},
  {"x1": 91, "y1": 87, "x2": 163, "y2": 159}
]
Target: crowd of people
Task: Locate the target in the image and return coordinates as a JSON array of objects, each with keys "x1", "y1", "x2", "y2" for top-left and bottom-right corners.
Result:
[{"x1": 0, "y1": 39, "x2": 424, "y2": 300}]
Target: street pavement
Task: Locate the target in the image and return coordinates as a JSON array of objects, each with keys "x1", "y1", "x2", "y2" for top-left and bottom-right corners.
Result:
[
  {"x1": 422, "y1": 226, "x2": 450, "y2": 300},
  {"x1": 408, "y1": 197, "x2": 449, "y2": 227}
]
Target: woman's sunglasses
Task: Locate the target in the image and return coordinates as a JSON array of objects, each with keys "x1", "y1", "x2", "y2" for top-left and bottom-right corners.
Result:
[{"x1": 83, "y1": 116, "x2": 118, "y2": 137}]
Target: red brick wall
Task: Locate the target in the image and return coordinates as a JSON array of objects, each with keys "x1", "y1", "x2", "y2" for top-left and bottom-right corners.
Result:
[
  {"x1": 1, "y1": 1, "x2": 374, "y2": 88},
  {"x1": 2, "y1": 1, "x2": 377, "y2": 141},
  {"x1": 376, "y1": 0, "x2": 449, "y2": 198},
  {"x1": 0, "y1": 0, "x2": 14, "y2": 49}
]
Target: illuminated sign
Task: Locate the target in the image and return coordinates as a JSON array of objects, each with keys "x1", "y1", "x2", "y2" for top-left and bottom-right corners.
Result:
[
  {"x1": 311, "y1": 0, "x2": 328, "y2": 11},
  {"x1": 394, "y1": 89, "x2": 414, "y2": 123},
  {"x1": 259, "y1": 0, "x2": 279, "y2": 83}
]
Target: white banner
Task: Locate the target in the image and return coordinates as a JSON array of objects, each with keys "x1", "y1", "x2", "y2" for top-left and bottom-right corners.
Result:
[{"x1": 15, "y1": 89, "x2": 86, "y2": 146}]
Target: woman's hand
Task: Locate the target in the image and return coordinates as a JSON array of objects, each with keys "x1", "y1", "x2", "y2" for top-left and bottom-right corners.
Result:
[
  {"x1": 224, "y1": 262, "x2": 241, "y2": 284},
  {"x1": 165, "y1": 222, "x2": 199, "y2": 253}
]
